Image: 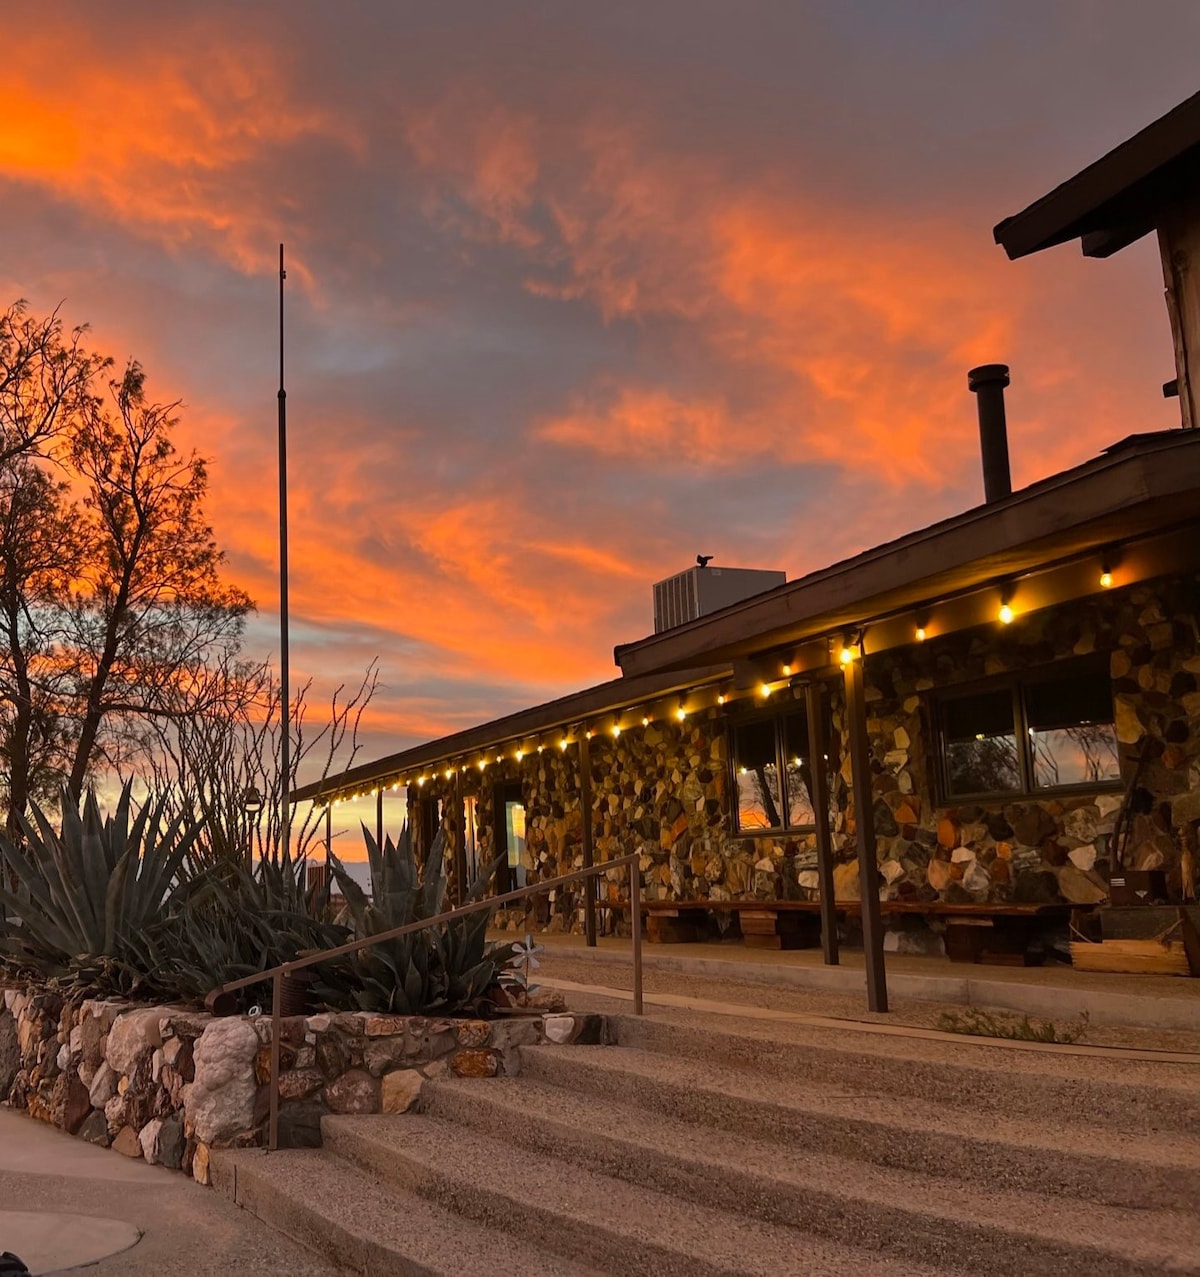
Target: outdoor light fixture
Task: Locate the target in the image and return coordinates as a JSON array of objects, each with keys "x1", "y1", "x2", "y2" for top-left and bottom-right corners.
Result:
[
  {"x1": 242, "y1": 784, "x2": 264, "y2": 814},
  {"x1": 417, "y1": 775, "x2": 426, "y2": 786},
  {"x1": 676, "y1": 704, "x2": 688, "y2": 721},
  {"x1": 611, "y1": 724, "x2": 621, "y2": 737},
  {"x1": 717, "y1": 694, "x2": 726, "y2": 705},
  {"x1": 781, "y1": 663, "x2": 792, "y2": 677},
  {"x1": 915, "y1": 626, "x2": 927, "y2": 642},
  {"x1": 559, "y1": 737, "x2": 569, "y2": 750},
  {"x1": 838, "y1": 645, "x2": 854, "y2": 665},
  {"x1": 586, "y1": 730, "x2": 594, "y2": 739},
  {"x1": 998, "y1": 602, "x2": 1015, "y2": 624},
  {"x1": 515, "y1": 749, "x2": 524, "y2": 761},
  {"x1": 537, "y1": 743, "x2": 545, "y2": 754},
  {"x1": 478, "y1": 758, "x2": 487, "y2": 770},
  {"x1": 1100, "y1": 566, "x2": 1114, "y2": 589},
  {"x1": 758, "y1": 682, "x2": 772, "y2": 698},
  {"x1": 642, "y1": 715, "x2": 651, "y2": 726}
]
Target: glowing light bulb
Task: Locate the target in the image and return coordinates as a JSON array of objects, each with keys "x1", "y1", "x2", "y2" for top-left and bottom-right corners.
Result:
[
  {"x1": 758, "y1": 683, "x2": 772, "y2": 698},
  {"x1": 417, "y1": 776, "x2": 426, "y2": 787},
  {"x1": 839, "y1": 646, "x2": 854, "y2": 665},
  {"x1": 1099, "y1": 570, "x2": 1114, "y2": 589},
  {"x1": 537, "y1": 744, "x2": 545, "y2": 754},
  {"x1": 717, "y1": 694, "x2": 726, "y2": 706},
  {"x1": 998, "y1": 603, "x2": 1014, "y2": 624},
  {"x1": 675, "y1": 706, "x2": 687, "y2": 721},
  {"x1": 478, "y1": 759, "x2": 487, "y2": 770},
  {"x1": 515, "y1": 749, "x2": 524, "y2": 761},
  {"x1": 915, "y1": 626, "x2": 926, "y2": 642},
  {"x1": 586, "y1": 730, "x2": 594, "y2": 739},
  {"x1": 611, "y1": 725, "x2": 621, "y2": 737},
  {"x1": 781, "y1": 664, "x2": 792, "y2": 677},
  {"x1": 559, "y1": 738, "x2": 568, "y2": 750},
  {"x1": 642, "y1": 716, "x2": 650, "y2": 726},
  {"x1": 444, "y1": 768, "x2": 453, "y2": 779}
]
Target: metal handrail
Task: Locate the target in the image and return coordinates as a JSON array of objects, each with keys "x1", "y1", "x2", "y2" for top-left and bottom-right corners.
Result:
[{"x1": 216, "y1": 852, "x2": 644, "y2": 1150}]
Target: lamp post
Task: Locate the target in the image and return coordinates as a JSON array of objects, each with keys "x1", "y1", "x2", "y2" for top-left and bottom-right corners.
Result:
[{"x1": 243, "y1": 784, "x2": 264, "y2": 872}]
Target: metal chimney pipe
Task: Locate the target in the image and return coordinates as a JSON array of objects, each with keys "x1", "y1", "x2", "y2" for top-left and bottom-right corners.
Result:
[{"x1": 968, "y1": 363, "x2": 1012, "y2": 503}]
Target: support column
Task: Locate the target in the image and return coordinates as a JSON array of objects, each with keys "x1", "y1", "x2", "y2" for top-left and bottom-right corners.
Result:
[
  {"x1": 324, "y1": 804, "x2": 332, "y2": 866},
  {"x1": 843, "y1": 657, "x2": 888, "y2": 1013},
  {"x1": 376, "y1": 787, "x2": 384, "y2": 851},
  {"x1": 579, "y1": 728, "x2": 597, "y2": 946},
  {"x1": 453, "y1": 766, "x2": 467, "y2": 906},
  {"x1": 805, "y1": 681, "x2": 839, "y2": 966}
]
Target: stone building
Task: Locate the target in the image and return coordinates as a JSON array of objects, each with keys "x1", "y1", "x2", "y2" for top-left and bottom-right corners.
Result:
[{"x1": 295, "y1": 92, "x2": 1200, "y2": 978}]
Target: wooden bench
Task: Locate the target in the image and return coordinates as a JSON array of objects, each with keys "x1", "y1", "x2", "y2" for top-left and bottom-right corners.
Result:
[{"x1": 641, "y1": 898, "x2": 1083, "y2": 965}]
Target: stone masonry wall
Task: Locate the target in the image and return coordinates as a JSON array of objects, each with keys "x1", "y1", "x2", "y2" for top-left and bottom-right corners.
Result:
[
  {"x1": 413, "y1": 573, "x2": 1199, "y2": 925},
  {"x1": 0, "y1": 986, "x2": 601, "y2": 1183}
]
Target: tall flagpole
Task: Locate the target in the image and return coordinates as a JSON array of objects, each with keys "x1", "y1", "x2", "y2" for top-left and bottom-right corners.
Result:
[{"x1": 278, "y1": 244, "x2": 291, "y2": 866}]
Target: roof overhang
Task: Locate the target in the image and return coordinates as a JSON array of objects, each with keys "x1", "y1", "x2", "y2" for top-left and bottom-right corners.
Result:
[
  {"x1": 994, "y1": 91, "x2": 1200, "y2": 260},
  {"x1": 292, "y1": 663, "x2": 728, "y2": 804},
  {"x1": 614, "y1": 430, "x2": 1200, "y2": 678}
]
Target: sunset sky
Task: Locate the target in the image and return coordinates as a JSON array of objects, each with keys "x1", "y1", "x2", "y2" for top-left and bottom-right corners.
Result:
[{"x1": 3, "y1": 2, "x2": 1197, "y2": 828}]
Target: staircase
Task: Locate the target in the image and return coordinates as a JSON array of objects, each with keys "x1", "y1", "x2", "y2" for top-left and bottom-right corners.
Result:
[{"x1": 213, "y1": 1010, "x2": 1200, "y2": 1275}]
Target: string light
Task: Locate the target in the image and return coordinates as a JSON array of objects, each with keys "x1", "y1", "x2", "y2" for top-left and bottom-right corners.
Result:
[
  {"x1": 839, "y1": 646, "x2": 854, "y2": 665},
  {"x1": 611, "y1": 724, "x2": 621, "y2": 737},
  {"x1": 781, "y1": 663, "x2": 792, "y2": 677},
  {"x1": 642, "y1": 715, "x2": 651, "y2": 726},
  {"x1": 586, "y1": 730, "x2": 594, "y2": 739},
  {"x1": 717, "y1": 694, "x2": 725, "y2": 706},
  {"x1": 1099, "y1": 568, "x2": 1114, "y2": 589},
  {"x1": 675, "y1": 705, "x2": 687, "y2": 721},
  {"x1": 537, "y1": 743, "x2": 545, "y2": 754},
  {"x1": 559, "y1": 737, "x2": 569, "y2": 750},
  {"x1": 417, "y1": 776, "x2": 426, "y2": 787},
  {"x1": 758, "y1": 682, "x2": 772, "y2": 698},
  {"x1": 515, "y1": 749, "x2": 524, "y2": 761},
  {"x1": 998, "y1": 603, "x2": 1014, "y2": 625},
  {"x1": 915, "y1": 626, "x2": 927, "y2": 642}
]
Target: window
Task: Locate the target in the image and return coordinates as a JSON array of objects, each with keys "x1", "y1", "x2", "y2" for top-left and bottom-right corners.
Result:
[
  {"x1": 730, "y1": 698, "x2": 825, "y2": 834},
  {"x1": 937, "y1": 661, "x2": 1121, "y2": 800},
  {"x1": 493, "y1": 781, "x2": 526, "y2": 892}
]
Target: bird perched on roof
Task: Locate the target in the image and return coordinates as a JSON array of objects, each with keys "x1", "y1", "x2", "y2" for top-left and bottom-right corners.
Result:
[{"x1": 696, "y1": 554, "x2": 714, "y2": 568}]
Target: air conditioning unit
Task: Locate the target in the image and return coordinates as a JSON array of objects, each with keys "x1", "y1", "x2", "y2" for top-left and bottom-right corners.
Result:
[{"x1": 652, "y1": 566, "x2": 786, "y2": 633}]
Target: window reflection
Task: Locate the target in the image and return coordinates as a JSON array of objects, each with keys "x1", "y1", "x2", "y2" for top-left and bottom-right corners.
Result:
[
  {"x1": 734, "y1": 718, "x2": 783, "y2": 830},
  {"x1": 1026, "y1": 670, "x2": 1119, "y2": 788},
  {"x1": 942, "y1": 689, "x2": 1021, "y2": 797},
  {"x1": 783, "y1": 711, "x2": 816, "y2": 827}
]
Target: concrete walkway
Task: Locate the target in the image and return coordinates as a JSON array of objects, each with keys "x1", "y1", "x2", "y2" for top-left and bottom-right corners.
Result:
[
  {"x1": 0, "y1": 1109, "x2": 338, "y2": 1275},
  {"x1": 532, "y1": 932, "x2": 1200, "y2": 1039}
]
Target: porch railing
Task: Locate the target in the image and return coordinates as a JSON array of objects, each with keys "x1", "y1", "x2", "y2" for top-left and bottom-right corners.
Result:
[{"x1": 217, "y1": 851, "x2": 644, "y2": 1151}]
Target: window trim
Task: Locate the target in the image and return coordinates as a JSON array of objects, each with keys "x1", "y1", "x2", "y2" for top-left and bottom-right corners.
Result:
[
  {"x1": 932, "y1": 656, "x2": 1123, "y2": 804},
  {"x1": 726, "y1": 699, "x2": 821, "y2": 839}
]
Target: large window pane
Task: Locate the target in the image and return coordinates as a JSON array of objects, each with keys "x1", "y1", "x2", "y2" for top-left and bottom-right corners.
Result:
[
  {"x1": 1026, "y1": 671, "x2": 1120, "y2": 789},
  {"x1": 942, "y1": 689, "x2": 1020, "y2": 796},
  {"x1": 504, "y1": 799, "x2": 527, "y2": 887},
  {"x1": 733, "y1": 718, "x2": 783, "y2": 830},
  {"x1": 782, "y1": 711, "x2": 816, "y2": 827}
]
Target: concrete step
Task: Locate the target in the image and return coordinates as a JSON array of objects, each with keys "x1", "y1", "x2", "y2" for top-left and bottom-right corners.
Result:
[
  {"x1": 211, "y1": 1146, "x2": 600, "y2": 1277},
  {"x1": 518, "y1": 1044, "x2": 1200, "y2": 1207},
  {"x1": 321, "y1": 1113, "x2": 952, "y2": 1277},
  {"x1": 605, "y1": 1011, "x2": 1200, "y2": 1134},
  {"x1": 422, "y1": 1073, "x2": 1200, "y2": 1274}
]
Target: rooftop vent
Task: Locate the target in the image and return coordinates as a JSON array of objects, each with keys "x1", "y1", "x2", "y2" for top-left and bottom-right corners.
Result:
[{"x1": 653, "y1": 563, "x2": 786, "y2": 634}]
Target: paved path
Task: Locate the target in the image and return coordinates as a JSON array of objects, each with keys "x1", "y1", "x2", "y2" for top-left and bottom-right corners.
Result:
[{"x1": 0, "y1": 1109, "x2": 339, "y2": 1275}]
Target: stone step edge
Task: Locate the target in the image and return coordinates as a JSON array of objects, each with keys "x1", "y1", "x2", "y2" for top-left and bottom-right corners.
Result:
[
  {"x1": 322, "y1": 1115, "x2": 953, "y2": 1277},
  {"x1": 519, "y1": 1042, "x2": 1200, "y2": 1163},
  {"x1": 424, "y1": 1075, "x2": 1200, "y2": 1250},
  {"x1": 210, "y1": 1146, "x2": 594, "y2": 1277},
  {"x1": 601, "y1": 1011, "x2": 1200, "y2": 1127}
]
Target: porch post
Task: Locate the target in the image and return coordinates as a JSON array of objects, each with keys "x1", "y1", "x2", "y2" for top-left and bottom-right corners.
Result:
[
  {"x1": 453, "y1": 765, "x2": 467, "y2": 906},
  {"x1": 324, "y1": 803, "x2": 332, "y2": 868},
  {"x1": 376, "y1": 786, "x2": 384, "y2": 851},
  {"x1": 842, "y1": 656, "x2": 888, "y2": 1012},
  {"x1": 579, "y1": 727, "x2": 597, "y2": 946},
  {"x1": 805, "y1": 681, "x2": 839, "y2": 966}
]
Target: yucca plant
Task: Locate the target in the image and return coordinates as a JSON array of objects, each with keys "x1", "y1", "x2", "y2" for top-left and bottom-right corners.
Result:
[
  {"x1": 159, "y1": 851, "x2": 347, "y2": 1007},
  {"x1": 312, "y1": 823, "x2": 519, "y2": 1015},
  {"x1": 0, "y1": 784, "x2": 207, "y2": 996}
]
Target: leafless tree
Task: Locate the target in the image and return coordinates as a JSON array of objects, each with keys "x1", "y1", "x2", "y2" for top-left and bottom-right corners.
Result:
[{"x1": 137, "y1": 658, "x2": 380, "y2": 867}]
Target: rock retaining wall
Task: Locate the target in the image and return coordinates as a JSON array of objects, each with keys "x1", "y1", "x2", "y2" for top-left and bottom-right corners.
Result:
[{"x1": 0, "y1": 986, "x2": 603, "y2": 1183}]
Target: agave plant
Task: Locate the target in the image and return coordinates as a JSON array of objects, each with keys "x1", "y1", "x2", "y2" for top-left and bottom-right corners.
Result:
[
  {"x1": 312, "y1": 823, "x2": 519, "y2": 1015},
  {"x1": 0, "y1": 784, "x2": 207, "y2": 996}
]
